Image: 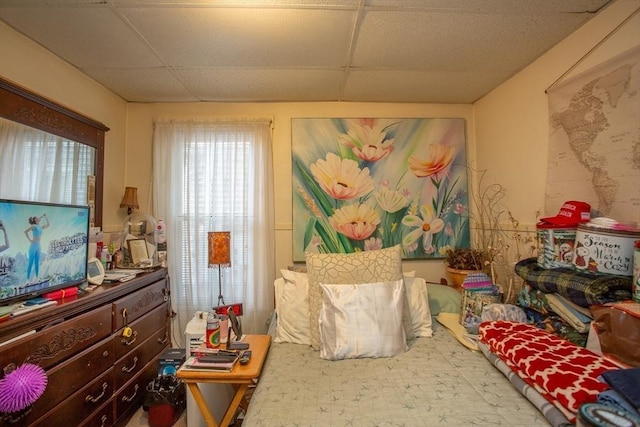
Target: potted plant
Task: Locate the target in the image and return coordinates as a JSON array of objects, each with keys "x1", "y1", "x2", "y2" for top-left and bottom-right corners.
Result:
[{"x1": 444, "y1": 247, "x2": 488, "y2": 290}]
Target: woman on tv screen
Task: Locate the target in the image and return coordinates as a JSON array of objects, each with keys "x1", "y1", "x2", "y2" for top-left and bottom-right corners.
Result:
[{"x1": 24, "y1": 213, "x2": 50, "y2": 280}]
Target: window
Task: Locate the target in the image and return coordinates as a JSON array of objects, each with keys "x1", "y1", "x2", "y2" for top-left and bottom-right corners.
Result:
[{"x1": 153, "y1": 118, "x2": 275, "y2": 345}]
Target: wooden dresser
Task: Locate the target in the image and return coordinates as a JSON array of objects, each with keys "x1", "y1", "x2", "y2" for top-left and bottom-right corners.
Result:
[{"x1": 0, "y1": 268, "x2": 171, "y2": 427}]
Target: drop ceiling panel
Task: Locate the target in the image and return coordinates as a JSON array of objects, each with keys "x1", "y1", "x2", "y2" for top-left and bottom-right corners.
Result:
[
  {"x1": 354, "y1": 10, "x2": 587, "y2": 71},
  {"x1": 122, "y1": 7, "x2": 356, "y2": 68},
  {"x1": 343, "y1": 69, "x2": 497, "y2": 103},
  {"x1": 0, "y1": 6, "x2": 162, "y2": 68},
  {"x1": 176, "y1": 68, "x2": 346, "y2": 102},
  {"x1": 84, "y1": 67, "x2": 197, "y2": 103}
]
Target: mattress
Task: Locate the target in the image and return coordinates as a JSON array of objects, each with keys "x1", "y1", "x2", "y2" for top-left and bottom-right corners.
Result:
[{"x1": 243, "y1": 321, "x2": 551, "y2": 426}]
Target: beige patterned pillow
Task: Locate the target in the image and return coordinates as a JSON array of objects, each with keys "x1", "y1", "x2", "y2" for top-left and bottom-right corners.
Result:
[{"x1": 305, "y1": 245, "x2": 403, "y2": 350}]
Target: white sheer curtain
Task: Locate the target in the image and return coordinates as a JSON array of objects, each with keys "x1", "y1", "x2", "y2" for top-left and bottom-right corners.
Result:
[
  {"x1": 152, "y1": 117, "x2": 275, "y2": 346},
  {"x1": 0, "y1": 117, "x2": 94, "y2": 205}
]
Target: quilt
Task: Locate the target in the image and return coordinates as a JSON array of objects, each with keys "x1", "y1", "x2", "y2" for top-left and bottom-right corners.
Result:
[
  {"x1": 243, "y1": 322, "x2": 552, "y2": 426},
  {"x1": 479, "y1": 321, "x2": 621, "y2": 423},
  {"x1": 514, "y1": 258, "x2": 632, "y2": 307}
]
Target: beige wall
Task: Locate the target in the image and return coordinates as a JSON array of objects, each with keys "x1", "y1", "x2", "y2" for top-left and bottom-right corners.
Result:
[
  {"x1": 125, "y1": 102, "x2": 474, "y2": 283},
  {"x1": 0, "y1": 21, "x2": 129, "y2": 230},
  {"x1": 474, "y1": 0, "x2": 640, "y2": 225},
  {"x1": 1, "y1": 0, "x2": 638, "y2": 284}
]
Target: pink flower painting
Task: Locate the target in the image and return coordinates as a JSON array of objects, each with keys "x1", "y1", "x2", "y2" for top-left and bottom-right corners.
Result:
[{"x1": 292, "y1": 118, "x2": 469, "y2": 260}]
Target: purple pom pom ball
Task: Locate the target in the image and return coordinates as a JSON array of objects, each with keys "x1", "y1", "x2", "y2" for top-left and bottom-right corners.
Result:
[{"x1": 0, "y1": 364, "x2": 48, "y2": 413}]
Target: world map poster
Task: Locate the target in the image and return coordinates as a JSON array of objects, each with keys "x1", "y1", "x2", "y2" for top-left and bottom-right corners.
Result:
[{"x1": 546, "y1": 46, "x2": 640, "y2": 225}]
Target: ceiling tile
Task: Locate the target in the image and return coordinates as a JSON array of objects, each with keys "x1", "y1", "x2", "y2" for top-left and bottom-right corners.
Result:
[
  {"x1": 0, "y1": 6, "x2": 162, "y2": 68},
  {"x1": 176, "y1": 68, "x2": 346, "y2": 101},
  {"x1": 122, "y1": 7, "x2": 357, "y2": 68},
  {"x1": 84, "y1": 67, "x2": 198, "y2": 102}
]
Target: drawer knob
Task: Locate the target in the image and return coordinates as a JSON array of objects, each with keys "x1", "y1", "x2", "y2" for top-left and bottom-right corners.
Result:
[{"x1": 85, "y1": 382, "x2": 108, "y2": 403}]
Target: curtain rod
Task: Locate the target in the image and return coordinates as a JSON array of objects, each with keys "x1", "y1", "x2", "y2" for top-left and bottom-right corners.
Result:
[{"x1": 545, "y1": 6, "x2": 639, "y2": 94}]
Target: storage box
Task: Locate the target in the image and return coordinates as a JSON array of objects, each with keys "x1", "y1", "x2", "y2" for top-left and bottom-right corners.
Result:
[
  {"x1": 536, "y1": 223, "x2": 577, "y2": 269},
  {"x1": 572, "y1": 221, "x2": 640, "y2": 276},
  {"x1": 158, "y1": 348, "x2": 186, "y2": 376}
]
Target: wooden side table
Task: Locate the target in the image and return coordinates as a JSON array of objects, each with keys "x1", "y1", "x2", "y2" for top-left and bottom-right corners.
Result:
[{"x1": 177, "y1": 334, "x2": 271, "y2": 427}]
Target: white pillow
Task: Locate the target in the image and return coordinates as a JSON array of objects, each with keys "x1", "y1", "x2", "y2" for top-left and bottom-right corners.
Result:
[
  {"x1": 273, "y1": 269, "x2": 310, "y2": 344},
  {"x1": 318, "y1": 279, "x2": 408, "y2": 360},
  {"x1": 404, "y1": 276, "x2": 433, "y2": 337},
  {"x1": 306, "y1": 245, "x2": 404, "y2": 350}
]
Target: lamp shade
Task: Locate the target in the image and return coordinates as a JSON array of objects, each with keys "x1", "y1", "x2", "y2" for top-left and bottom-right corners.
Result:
[
  {"x1": 119, "y1": 187, "x2": 139, "y2": 210},
  {"x1": 208, "y1": 231, "x2": 231, "y2": 267}
]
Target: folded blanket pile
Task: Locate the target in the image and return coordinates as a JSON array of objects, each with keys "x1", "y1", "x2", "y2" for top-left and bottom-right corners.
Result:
[
  {"x1": 515, "y1": 258, "x2": 632, "y2": 307},
  {"x1": 479, "y1": 321, "x2": 621, "y2": 423}
]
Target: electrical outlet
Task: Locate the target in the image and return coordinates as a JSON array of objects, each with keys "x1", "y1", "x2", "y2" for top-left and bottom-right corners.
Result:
[{"x1": 215, "y1": 303, "x2": 243, "y2": 317}]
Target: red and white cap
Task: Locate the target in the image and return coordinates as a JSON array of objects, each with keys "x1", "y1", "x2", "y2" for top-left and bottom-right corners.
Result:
[{"x1": 539, "y1": 201, "x2": 591, "y2": 227}]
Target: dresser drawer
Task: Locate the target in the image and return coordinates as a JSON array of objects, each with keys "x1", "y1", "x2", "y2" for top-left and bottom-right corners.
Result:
[
  {"x1": 112, "y1": 279, "x2": 167, "y2": 331},
  {"x1": 113, "y1": 303, "x2": 167, "y2": 360},
  {"x1": 114, "y1": 325, "x2": 168, "y2": 390},
  {"x1": 79, "y1": 401, "x2": 114, "y2": 427},
  {"x1": 33, "y1": 368, "x2": 114, "y2": 427},
  {"x1": 114, "y1": 359, "x2": 158, "y2": 423},
  {"x1": 10, "y1": 337, "x2": 113, "y2": 425},
  {"x1": 0, "y1": 304, "x2": 112, "y2": 371}
]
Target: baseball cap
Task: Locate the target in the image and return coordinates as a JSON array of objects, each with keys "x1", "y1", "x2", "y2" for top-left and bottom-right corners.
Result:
[{"x1": 539, "y1": 201, "x2": 591, "y2": 226}]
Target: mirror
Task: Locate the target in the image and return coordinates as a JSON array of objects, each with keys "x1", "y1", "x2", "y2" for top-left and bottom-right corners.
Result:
[{"x1": 0, "y1": 77, "x2": 108, "y2": 227}]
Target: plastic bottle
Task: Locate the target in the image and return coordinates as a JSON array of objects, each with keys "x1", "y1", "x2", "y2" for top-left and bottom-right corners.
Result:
[
  {"x1": 100, "y1": 247, "x2": 109, "y2": 269},
  {"x1": 156, "y1": 220, "x2": 166, "y2": 244},
  {"x1": 206, "y1": 312, "x2": 220, "y2": 349}
]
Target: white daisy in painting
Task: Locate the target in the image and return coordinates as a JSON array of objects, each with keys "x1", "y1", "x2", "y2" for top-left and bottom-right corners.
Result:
[{"x1": 401, "y1": 205, "x2": 445, "y2": 253}]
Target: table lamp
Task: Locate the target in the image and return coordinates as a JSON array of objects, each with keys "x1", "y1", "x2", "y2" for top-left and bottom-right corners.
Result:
[
  {"x1": 119, "y1": 187, "x2": 139, "y2": 215},
  {"x1": 208, "y1": 231, "x2": 231, "y2": 307}
]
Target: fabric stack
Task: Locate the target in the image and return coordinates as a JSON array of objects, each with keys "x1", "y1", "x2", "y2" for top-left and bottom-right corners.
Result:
[{"x1": 460, "y1": 272, "x2": 501, "y2": 334}]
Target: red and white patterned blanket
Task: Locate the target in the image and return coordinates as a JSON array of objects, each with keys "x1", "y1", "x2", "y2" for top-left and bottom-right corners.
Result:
[{"x1": 479, "y1": 321, "x2": 621, "y2": 422}]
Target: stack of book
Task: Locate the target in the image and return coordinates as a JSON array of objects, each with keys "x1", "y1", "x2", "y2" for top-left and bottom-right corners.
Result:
[{"x1": 182, "y1": 349, "x2": 239, "y2": 372}]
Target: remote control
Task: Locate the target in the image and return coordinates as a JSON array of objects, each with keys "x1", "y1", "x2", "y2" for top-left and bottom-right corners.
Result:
[{"x1": 239, "y1": 350, "x2": 252, "y2": 365}]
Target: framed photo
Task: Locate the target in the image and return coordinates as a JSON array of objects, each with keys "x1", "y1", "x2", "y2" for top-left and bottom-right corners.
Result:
[{"x1": 127, "y1": 238, "x2": 149, "y2": 265}]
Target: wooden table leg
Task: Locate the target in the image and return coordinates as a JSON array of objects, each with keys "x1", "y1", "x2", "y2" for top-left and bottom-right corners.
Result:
[
  {"x1": 220, "y1": 384, "x2": 249, "y2": 427},
  {"x1": 186, "y1": 383, "x2": 219, "y2": 427}
]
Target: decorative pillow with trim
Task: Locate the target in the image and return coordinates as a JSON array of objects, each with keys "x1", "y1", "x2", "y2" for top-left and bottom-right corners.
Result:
[
  {"x1": 306, "y1": 245, "x2": 403, "y2": 350},
  {"x1": 319, "y1": 280, "x2": 408, "y2": 360}
]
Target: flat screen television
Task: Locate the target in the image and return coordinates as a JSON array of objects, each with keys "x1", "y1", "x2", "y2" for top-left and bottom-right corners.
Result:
[{"x1": 0, "y1": 199, "x2": 90, "y2": 305}]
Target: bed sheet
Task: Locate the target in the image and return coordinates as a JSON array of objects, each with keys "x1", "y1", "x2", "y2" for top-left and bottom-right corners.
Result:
[{"x1": 243, "y1": 321, "x2": 551, "y2": 427}]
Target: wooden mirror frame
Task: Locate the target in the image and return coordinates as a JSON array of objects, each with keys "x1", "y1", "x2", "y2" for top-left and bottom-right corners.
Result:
[{"x1": 0, "y1": 77, "x2": 109, "y2": 227}]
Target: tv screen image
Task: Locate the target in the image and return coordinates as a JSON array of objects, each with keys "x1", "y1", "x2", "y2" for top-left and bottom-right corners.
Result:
[{"x1": 0, "y1": 199, "x2": 90, "y2": 305}]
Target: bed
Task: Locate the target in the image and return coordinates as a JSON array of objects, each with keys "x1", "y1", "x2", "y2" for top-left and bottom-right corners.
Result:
[
  {"x1": 242, "y1": 246, "x2": 626, "y2": 426},
  {"x1": 243, "y1": 320, "x2": 556, "y2": 426}
]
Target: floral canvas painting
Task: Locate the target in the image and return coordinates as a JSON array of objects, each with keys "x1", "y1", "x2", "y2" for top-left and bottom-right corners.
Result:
[{"x1": 292, "y1": 118, "x2": 470, "y2": 261}]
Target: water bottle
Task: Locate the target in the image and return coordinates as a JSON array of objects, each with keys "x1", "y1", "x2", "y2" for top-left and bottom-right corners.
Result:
[{"x1": 206, "y1": 312, "x2": 220, "y2": 349}]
